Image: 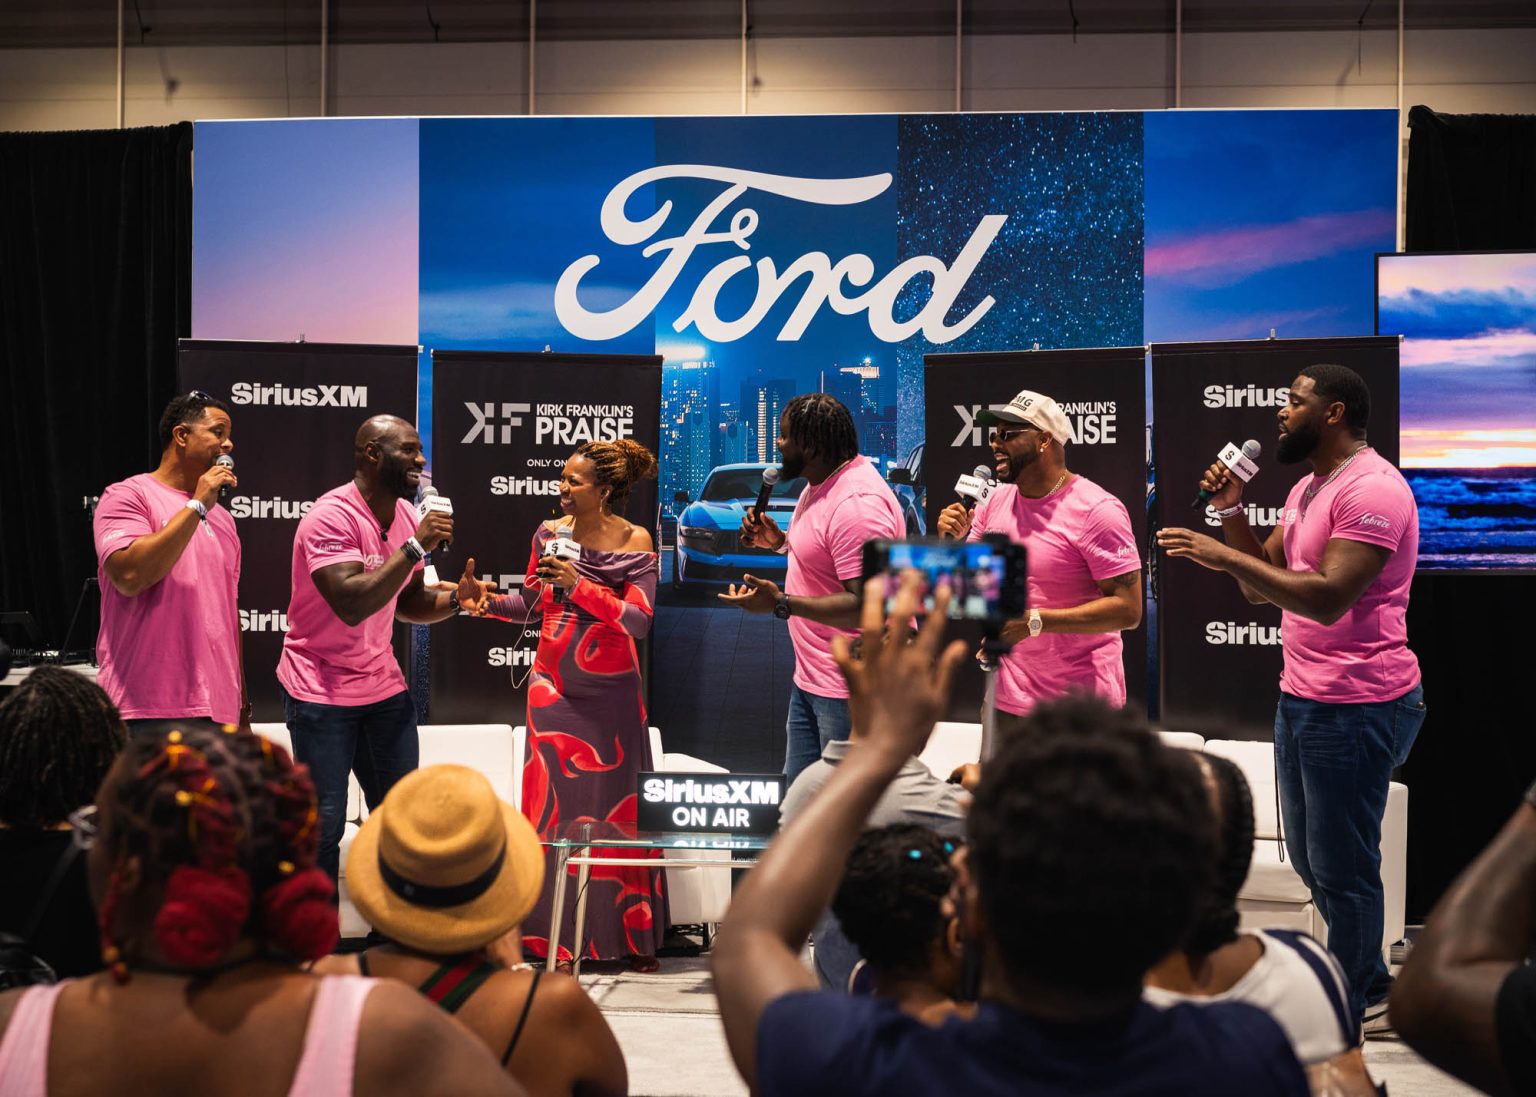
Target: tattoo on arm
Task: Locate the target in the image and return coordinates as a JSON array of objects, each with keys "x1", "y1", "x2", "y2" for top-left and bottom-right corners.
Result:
[{"x1": 1111, "y1": 570, "x2": 1141, "y2": 588}]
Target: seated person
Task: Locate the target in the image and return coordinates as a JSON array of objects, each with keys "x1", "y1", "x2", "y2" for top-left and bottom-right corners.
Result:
[
  {"x1": 831, "y1": 824, "x2": 965, "y2": 1024},
  {"x1": 0, "y1": 667, "x2": 126, "y2": 979},
  {"x1": 1144, "y1": 753, "x2": 1380, "y2": 1096},
  {"x1": 0, "y1": 726, "x2": 518, "y2": 1096},
  {"x1": 782, "y1": 697, "x2": 967, "y2": 992},
  {"x1": 1392, "y1": 774, "x2": 1536, "y2": 1096},
  {"x1": 710, "y1": 572, "x2": 1308, "y2": 1096},
  {"x1": 318, "y1": 764, "x2": 627, "y2": 1097}
]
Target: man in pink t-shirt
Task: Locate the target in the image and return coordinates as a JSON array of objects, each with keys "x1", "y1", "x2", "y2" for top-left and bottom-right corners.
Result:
[
  {"x1": 277, "y1": 415, "x2": 495, "y2": 879},
  {"x1": 1157, "y1": 363, "x2": 1424, "y2": 1030},
  {"x1": 94, "y1": 391, "x2": 245, "y2": 734},
  {"x1": 719, "y1": 394, "x2": 905, "y2": 782},
  {"x1": 937, "y1": 388, "x2": 1143, "y2": 737}
]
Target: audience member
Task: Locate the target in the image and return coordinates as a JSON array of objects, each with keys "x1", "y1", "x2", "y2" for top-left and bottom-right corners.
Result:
[
  {"x1": 1392, "y1": 777, "x2": 1536, "y2": 1096},
  {"x1": 781, "y1": 708, "x2": 967, "y2": 991},
  {"x1": 831, "y1": 824, "x2": 964, "y2": 1023},
  {"x1": 0, "y1": 726, "x2": 520, "y2": 1096},
  {"x1": 711, "y1": 573, "x2": 1307, "y2": 1096},
  {"x1": 319, "y1": 764, "x2": 627, "y2": 1097},
  {"x1": 1144, "y1": 753, "x2": 1379, "y2": 1095},
  {"x1": 0, "y1": 668, "x2": 125, "y2": 980}
]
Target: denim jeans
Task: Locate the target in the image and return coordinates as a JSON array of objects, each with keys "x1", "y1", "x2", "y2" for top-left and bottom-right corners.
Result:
[
  {"x1": 1274, "y1": 682, "x2": 1426, "y2": 1024},
  {"x1": 281, "y1": 686, "x2": 419, "y2": 881},
  {"x1": 784, "y1": 684, "x2": 852, "y2": 784}
]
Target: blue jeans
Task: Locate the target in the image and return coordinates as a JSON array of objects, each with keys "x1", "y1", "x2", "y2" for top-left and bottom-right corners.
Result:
[
  {"x1": 784, "y1": 684, "x2": 852, "y2": 784},
  {"x1": 1274, "y1": 683, "x2": 1425, "y2": 1024},
  {"x1": 282, "y1": 686, "x2": 419, "y2": 881}
]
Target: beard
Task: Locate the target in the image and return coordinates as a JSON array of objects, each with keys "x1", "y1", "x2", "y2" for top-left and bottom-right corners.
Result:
[
  {"x1": 382, "y1": 461, "x2": 418, "y2": 499},
  {"x1": 779, "y1": 451, "x2": 806, "y2": 480},
  {"x1": 1002, "y1": 443, "x2": 1037, "y2": 484},
  {"x1": 1276, "y1": 421, "x2": 1320, "y2": 465}
]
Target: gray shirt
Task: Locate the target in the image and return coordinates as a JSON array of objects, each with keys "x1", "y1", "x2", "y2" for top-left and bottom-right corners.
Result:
[{"x1": 779, "y1": 738, "x2": 969, "y2": 835}]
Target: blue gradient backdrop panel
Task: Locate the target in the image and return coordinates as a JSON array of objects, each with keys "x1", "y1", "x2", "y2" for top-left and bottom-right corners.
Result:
[
  {"x1": 895, "y1": 112, "x2": 1146, "y2": 453},
  {"x1": 1144, "y1": 110, "x2": 1397, "y2": 343},
  {"x1": 193, "y1": 118, "x2": 420, "y2": 346}
]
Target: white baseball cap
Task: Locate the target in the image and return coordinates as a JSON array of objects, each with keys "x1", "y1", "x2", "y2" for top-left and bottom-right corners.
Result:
[{"x1": 975, "y1": 389, "x2": 1072, "y2": 444}]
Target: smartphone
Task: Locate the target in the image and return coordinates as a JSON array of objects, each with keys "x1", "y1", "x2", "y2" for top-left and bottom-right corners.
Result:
[{"x1": 861, "y1": 535, "x2": 1027, "y2": 621}]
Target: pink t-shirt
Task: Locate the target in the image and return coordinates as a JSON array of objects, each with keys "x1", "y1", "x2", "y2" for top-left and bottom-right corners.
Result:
[
  {"x1": 785, "y1": 457, "x2": 906, "y2": 699},
  {"x1": 969, "y1": 476, "x2": 1140, "y2": 716},
  {"x1": 93, "y1": 473, "x2": 242, "y2": 724},
  {"x1": 1278, "y1": 448, "x2": 1420, "y2": 704},
  {"x1": 277, "y1": 482, "x2": 421, "y2": 706}
]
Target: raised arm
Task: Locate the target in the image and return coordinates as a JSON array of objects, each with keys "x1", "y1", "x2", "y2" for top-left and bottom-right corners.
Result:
[
  {"x1": 1393, "y1": 797, "x2": 1536, "y2": 1097},
  {"x1": 482, "y1": 543, "x2": 550, "y2": 625},
  {"x1": 568, "y1": 566, "x2": 657, "y2": 639},
  {"x1": 711, "y1": 572, "x2": 965, "y2": 1088}
]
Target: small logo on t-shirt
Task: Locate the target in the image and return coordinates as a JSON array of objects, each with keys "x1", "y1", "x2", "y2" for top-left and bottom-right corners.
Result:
[
  {"x1": 1357, "y1": 513, "x2": 1392, "y2": 530},
  {"x1": 104, "y1": 528, "x2": 125, "y2": 542},
  {"x1": 1284, "y1": 507, "x2": 1299, "y2": 525},
  {"x1": 318, "y1": 539, "x2": 346, "y2": 553},
  {"x1": 362, "y1": 553, "x2": 384, "y2": 571},
  {"x1": 1114, "y1": 544, "x2": 1135, "y2": 558}
]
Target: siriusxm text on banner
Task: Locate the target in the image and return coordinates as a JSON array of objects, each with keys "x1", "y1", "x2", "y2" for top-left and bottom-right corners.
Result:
[
  {"x1": 1150, "y1": 337, "x2": 1401, "y2": 741},
  {"x1": 426, "y1": 351, "x2": 663, "y2": 727},
  {"x1": 178, "y1": 341, "x2": 421, "y2": 721}
]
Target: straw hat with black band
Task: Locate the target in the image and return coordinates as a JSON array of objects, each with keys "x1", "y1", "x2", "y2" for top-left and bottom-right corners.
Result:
[{"x1": 347, "y1": 764, "x2": 545, "y2": 954}]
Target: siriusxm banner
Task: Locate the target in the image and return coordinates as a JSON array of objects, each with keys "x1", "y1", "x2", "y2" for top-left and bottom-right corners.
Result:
[
  {"x1": 427, "y1": 351, "x2": 662, "y2": 726},
  {"x1": 1151, "y1": 337, "x2": 1400, "y2": 740},
  {"x1": 924, "y1": 347, "x2": 1149, "y2": 716},
  {"x1": 192, "y1": 109, "x2": 1398, "y2": 766},
  {"x1": 178, "y1": 340, "x2": 420, "y2": 720}
]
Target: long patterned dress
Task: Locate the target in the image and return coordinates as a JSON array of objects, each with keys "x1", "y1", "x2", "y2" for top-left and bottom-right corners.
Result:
[{"x1": 483, "y1": 523, "x2": 666, "y2": 961}]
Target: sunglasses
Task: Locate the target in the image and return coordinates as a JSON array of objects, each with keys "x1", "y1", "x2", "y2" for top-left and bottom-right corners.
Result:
[{"x1": 989, "y1": 423, "x2": 1041, "y2": 444}]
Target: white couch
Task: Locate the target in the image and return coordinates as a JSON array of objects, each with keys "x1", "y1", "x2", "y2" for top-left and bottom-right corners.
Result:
[
  {"x1": 647, "y1": 726, "x2": 735, "y2": 930},
  {"x1": 1172, "y1": 734, "x2": 1408, "y2": 959}
]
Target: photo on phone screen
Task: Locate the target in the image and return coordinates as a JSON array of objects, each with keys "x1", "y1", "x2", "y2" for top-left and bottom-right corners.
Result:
[{"x1": 861, "y1": 537, "x2": 1026, "y2": 622}]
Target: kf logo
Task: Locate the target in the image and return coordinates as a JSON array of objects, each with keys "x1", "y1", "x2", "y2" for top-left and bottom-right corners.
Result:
[
  {"x1": 462, "y1": 402, "x2": 532, "y2": 444},
  {"x1": 951, "y1": 403, "x2": 1009, "y2": 447}
]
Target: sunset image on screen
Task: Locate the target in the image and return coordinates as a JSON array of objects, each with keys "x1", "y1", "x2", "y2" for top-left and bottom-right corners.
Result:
[{"x1": 1378, "y1": 251, "x2": 1536, "y2": 568}]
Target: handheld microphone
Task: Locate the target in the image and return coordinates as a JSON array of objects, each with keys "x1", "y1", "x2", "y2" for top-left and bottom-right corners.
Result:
[
  {"x1": 954, "y1": 464, "x2": 996, "y2": 507},
  {"x1": 546, "y1": 534, "x2": 581, "y2": 603},
  {"x1": 749, "y1": 467, "x2": 781, "y2": 528},
  {"x1": 214, "y1": 454, "x2": 234, "y2": 501},
  {"x1": 1192, "y1": 439, "x2": 1262, "y2": 509},
  {"x1": 417, "y1": 484, "x2": 454, "y2": 553}
]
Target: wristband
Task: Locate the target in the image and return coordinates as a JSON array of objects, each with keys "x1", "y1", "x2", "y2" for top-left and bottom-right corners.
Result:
[
  {"x1": 1214, "y1": 503, "x2": 1245, "y2": 519},
  {"x1": 401, "y1": 537, "x2": 425, "y2": 564},
  {"x1": 774, "y1": 539, "x2": 790, "y2": 556},
  {"x1": 448, "y1": 589, "x2": 460, "y2": 613},
  {"x1": 185, "y1": 499, "x2": 208, "y2": 519}
]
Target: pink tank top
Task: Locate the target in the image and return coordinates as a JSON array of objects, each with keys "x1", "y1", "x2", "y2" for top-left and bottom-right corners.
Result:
[{"x1": 0, "y1": 975, "x2": 377, "y2": 1097}]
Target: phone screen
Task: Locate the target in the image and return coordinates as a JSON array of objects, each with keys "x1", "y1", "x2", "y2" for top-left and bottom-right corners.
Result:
[{"x1": 882, "y1": 541, "x2": 1008, "y2": 620}]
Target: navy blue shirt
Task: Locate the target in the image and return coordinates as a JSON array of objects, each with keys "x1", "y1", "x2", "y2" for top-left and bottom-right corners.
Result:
[{"x1": 758, "y1": 992, "x2": 1308, "y2": 1096}]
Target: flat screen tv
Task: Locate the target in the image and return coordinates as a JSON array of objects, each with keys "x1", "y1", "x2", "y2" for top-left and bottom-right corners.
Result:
[{"x1": 1377, "y1": 250, "x2": 1536, "y2": 571}]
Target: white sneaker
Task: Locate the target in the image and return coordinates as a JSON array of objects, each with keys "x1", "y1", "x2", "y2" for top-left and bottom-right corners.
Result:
[{"x1": 1361, "y1": 1002, "x2": 1394, "y2": 1040}]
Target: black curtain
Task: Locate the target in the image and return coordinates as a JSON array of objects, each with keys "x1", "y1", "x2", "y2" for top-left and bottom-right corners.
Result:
[
  {"x1": 1406, "y1": 104, "x2": 1536, "y2": 251},
  {"x1": 0, "y1": 123, "x2": 192, "y2": 654}
]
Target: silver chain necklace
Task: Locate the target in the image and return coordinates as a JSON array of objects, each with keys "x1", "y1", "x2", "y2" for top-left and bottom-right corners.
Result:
[
  {"x1": 1030, "y1": 470, "x2": 1070, "y2": 500},
  {"x1": 1301, "y1": 444, "x2": 1368, "y2": 518}
]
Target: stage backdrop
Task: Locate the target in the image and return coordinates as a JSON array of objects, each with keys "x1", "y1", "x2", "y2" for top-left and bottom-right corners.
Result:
[
  {"x1": 426, "y1": 350, "x2": 662, "y2": 726},
  {"x1": 1151, "y1": 336, "x2": 1401, "y2": 740},
  {"x1": 178, "y1": 340, "x2": 420, "y2": 720},
  {"x1": 923, "y1": 348, "x2": 1149, "y2": 718},
  {"x1": 192, "y1": 108, "x2": 1397, "y2": 766}
]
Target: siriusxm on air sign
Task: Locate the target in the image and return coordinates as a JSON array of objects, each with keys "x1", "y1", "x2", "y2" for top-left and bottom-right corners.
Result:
[{"x1": 637, "y1": 772, "x2": 785, "y2": 835}]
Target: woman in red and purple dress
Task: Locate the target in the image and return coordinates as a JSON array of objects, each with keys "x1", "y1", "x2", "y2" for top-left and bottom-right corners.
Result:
[{"x1": 476, "y1": 438, "x2": 666, "y2": 968}]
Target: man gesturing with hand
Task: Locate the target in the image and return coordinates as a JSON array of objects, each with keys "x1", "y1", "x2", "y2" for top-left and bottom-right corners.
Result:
[{"x1": 278, "y1": 414, "x2": 495, "y2": 881}]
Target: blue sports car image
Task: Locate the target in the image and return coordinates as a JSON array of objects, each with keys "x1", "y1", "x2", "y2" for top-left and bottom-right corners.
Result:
[{"x1": 672, "y1": 463, "x2": 808, "y2": 591}]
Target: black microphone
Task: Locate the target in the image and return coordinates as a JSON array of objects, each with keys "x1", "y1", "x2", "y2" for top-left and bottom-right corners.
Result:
[
  {"x1": 954, "y1": 464, "x2": 996, "y2": 507},
  {"x1": 749, "y1": 467, "x2": 781, "y2": 530},
  {"x1": 214, "y1": 454, "x2": 234, "y2": 501},
  {"x1": 1192, "y1": 439, "x2": 1262, "y2": 509}
]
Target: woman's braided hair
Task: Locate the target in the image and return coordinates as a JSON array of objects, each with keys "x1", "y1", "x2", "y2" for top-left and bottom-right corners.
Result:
[
  {"x1": 97, "y1": 727, "x2": 337, "y2": 980},
  {"x1": 1183, "y1": 752, "x2": 1256, "y2": 957},
  {"x1": 574, "y1": 438, "x2": 658, "y2": 512},
  {"x1": 0, "y1": 666, "x2": 125, "y2": 829}
]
